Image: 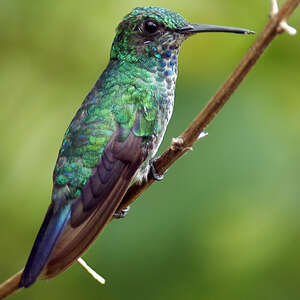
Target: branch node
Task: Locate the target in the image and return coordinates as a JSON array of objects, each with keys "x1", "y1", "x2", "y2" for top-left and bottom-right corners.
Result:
[
  {"x1": 171, "y1": 137, "x2": 193, "y2": 151},
  {"x1": 171, "y1": 137, "x2": 184, "y2": 151},
  {"x1": 270, "y1": 0, "x2": 297, "y2": 35},
  {"x1": 280, "y1": 20, "x2": 297, "y2": 35}
]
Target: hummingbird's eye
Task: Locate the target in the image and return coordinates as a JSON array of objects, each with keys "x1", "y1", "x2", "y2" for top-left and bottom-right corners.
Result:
[{"x1": 143, "y1": 19, "x2": 159, "y2": 34}]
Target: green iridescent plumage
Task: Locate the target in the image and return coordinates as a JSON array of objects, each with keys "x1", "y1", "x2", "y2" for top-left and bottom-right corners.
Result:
[
  {"x1": 20, "y1": 6, "x2": 252, "y2": 289},
  {"x1": 124, "y1": 6, "x2": 188, "y2": 29},
  {"x1": 53, "y1": 61, "x2": 160, "y2": 199},
  {"x1": 53, "y1": 7, "x2": 190, "y2": 199}
]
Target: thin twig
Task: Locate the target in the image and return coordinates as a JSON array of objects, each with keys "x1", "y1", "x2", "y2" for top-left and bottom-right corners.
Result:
[
  {"x1": 77, "y1": 257, "x2": 105, "y2": 285},
  {"x1": 0, "y1": 0, "x2": 298, "y2": 299}
]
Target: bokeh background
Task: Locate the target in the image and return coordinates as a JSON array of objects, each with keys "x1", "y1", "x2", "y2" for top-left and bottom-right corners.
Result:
[{"x1": 1, "y1": 0, "x2": 300, "y2": 299}]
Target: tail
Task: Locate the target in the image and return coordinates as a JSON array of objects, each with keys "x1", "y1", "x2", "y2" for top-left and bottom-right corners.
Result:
[{"x1": 19, "y1": 203, "x2": 71, "y2": 288}]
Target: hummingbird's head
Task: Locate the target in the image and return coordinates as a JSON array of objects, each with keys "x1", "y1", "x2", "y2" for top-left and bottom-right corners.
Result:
[
  {"x1": 110, "y1": 6, "x2": 254, "y2": 63},
  {"x1": 110, "y1": 6, "x2": 189, "y2": 63}
]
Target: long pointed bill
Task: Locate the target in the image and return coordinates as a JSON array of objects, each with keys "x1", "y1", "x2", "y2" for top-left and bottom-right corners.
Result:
[{"x1": 179, "y1": 24, "x2": 255, "y2": 35}]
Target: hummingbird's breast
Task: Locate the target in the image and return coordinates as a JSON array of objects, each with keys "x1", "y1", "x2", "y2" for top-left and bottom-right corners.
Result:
[
  {"x1": 53, "y1": 49, "x2": 180, "y2": 190},
  {"x1": 133, "y1": 47, "x2": 179, "y2": 182},
  {"x1": 150, "y1": 46, "x2": 179, "y2": 151}
]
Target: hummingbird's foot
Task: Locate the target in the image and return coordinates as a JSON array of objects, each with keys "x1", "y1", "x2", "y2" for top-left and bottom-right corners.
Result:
[
  {"x1": 114, "y1": 206, "x2": 130, "y2": 219},
  {"x1": 149, "y1": 158, "x2": 167, "y2": 181}
]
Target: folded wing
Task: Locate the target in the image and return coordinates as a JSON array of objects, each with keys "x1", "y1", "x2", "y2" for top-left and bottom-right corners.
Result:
[{"x1": 42, "y1": 119, "x2": 148, "y2": 279}]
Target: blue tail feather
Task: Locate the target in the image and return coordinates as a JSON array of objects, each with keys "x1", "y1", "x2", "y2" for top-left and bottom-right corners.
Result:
[{"x1": 19, "y1": 203, "x2": 71, "y2": 288}]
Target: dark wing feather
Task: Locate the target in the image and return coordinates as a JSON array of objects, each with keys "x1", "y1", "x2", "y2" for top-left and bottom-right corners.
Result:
[{"x1": 41, "y1": 122, "x2": 147, "y2": 279}]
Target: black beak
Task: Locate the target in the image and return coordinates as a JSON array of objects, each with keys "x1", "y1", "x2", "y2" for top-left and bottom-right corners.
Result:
[{"x1": 179, "y1": 24, "x2": 255, "y2": 35}]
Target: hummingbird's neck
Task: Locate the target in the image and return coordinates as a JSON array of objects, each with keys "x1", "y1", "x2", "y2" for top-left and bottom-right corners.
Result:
[
  {"x1": 109, "y1": 41, "x2": 180, "y2": 90},
  {"x1": 114, "y1": 47, "x2": 179, "y2": 106}
]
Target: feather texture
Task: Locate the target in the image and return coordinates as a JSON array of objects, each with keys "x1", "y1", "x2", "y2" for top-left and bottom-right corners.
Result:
[
  {"x1": 42, "y1": 125, "x2": 146, "y2": 278},
  {"x1": 19, "y1": 203, "x2": 71, "y2": 288}
]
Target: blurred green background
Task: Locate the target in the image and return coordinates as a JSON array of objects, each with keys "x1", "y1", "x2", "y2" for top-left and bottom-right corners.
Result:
[{"x1": 1, "y1": 0, "x2": 300, "y2": 299}]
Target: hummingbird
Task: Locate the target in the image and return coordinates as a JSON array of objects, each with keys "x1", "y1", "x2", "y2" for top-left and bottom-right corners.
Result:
[{"x1": 19, "y1": 6, "x2": 253, "y2": 288}]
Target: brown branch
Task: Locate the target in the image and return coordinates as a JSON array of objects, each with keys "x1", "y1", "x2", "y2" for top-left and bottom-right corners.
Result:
[
  {"x1": 0, "y1": 0, "x2": 298, "y2": 299},
  {"x1": 0, "y1": 270, "x2": 23, "y2": 299}
]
